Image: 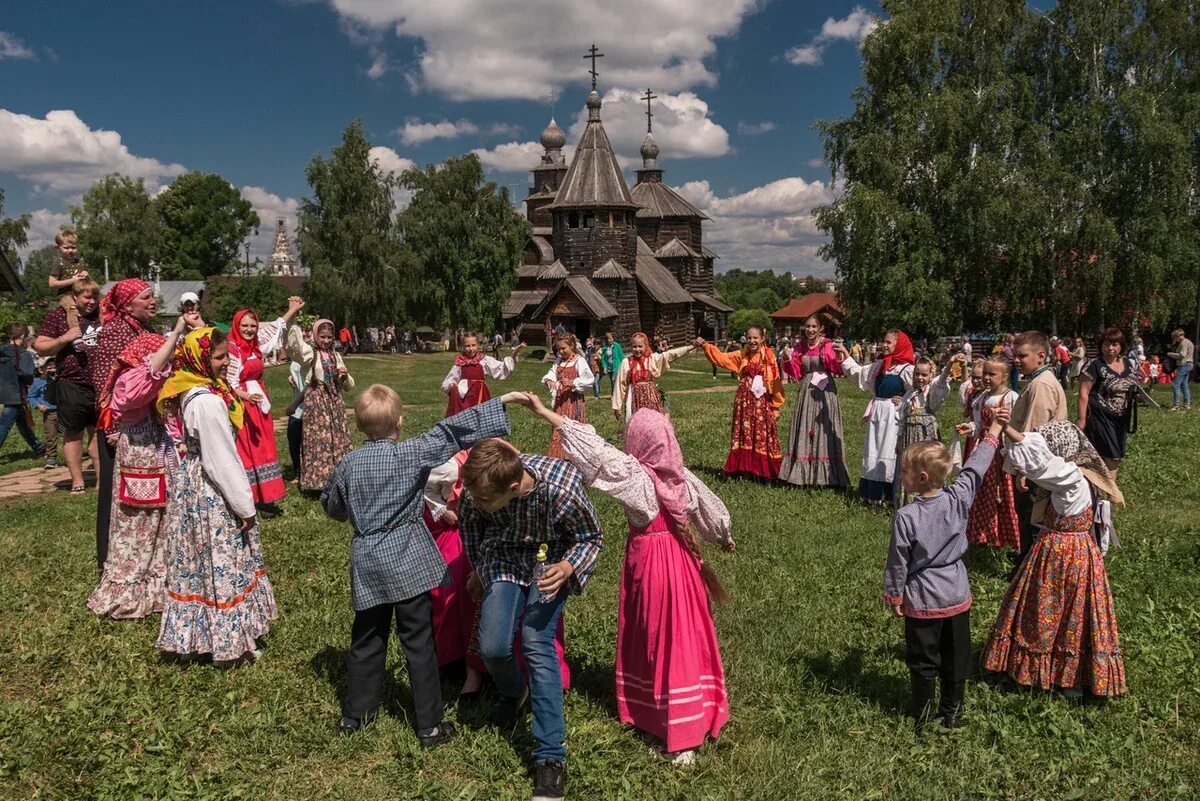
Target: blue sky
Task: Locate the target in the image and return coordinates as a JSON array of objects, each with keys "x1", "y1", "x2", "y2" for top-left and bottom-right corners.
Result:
[{"x1": 0, "y1": 1, "x2": 883, "y2": 276}]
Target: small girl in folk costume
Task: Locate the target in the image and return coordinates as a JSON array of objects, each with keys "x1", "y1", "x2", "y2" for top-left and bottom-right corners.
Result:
[
  {"x1": 696, "y1": 326, "x2": 785, "y2": 480},
  {"x1": 542, "y1": 334, "x2": 594, "y2": 459},
  {"x1": 957, "y1": 359, "x2": 987, "y2": 462},
  {"x1": 423, "y1": 451, "x2": 572, "y2": 698},
  {"x1": 956, "y1": 356, "x2": 1020, "y2": 549},
  {"x1": 227, "y1": 297, "x2": 305, "y2": 515},
  {"x1": 894, "y1": 356, "x2": 957, "y2": 505},
  {"x1": 522, "y1": 394, "x2": 733, "y2": 765},
  {"x1": 611, "y1": 332, "x2": 694, "y2": 422},
  {"x1": 440, "y1": 332, "x2": 525, "y2": 418},
  {"x1": 155, "y1": 328, "x2": 278, "y2": 666},
  {"x1": 983, "y1": 420, "x2": 1126, "y2": 698},
  {"x1": 835, "y1": 330, "x2": 916, "y2": 504},
  {"x1": 778, "y1": 316, "x2": 851, "y2": 489},
  {"x1": 88, "y1": 311, "x2": 202, "y2": 619},
  {"x1": 285, "y1": 319, "x2": 355, "y2": 492}
]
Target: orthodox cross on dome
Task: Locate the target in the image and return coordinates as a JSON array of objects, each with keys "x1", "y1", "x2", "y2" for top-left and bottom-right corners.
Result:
[
  {"x1": 583, "y1": 44, "x2": 604, "y2": 90},
  {"x1": 641, "y1": 88, "x2": 657, "y2": 133}
]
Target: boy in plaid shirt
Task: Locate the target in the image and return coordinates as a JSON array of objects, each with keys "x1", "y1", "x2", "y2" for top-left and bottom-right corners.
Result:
[
  {"x1": 459, "y1": 432, "x2": 604, "y2": 801},
  {"x1": 321, "y1": 385, "x2": 524, "y2": 748}
]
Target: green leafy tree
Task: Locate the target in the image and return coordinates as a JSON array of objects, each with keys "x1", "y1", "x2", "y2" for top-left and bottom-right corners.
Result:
[
  {"x1": 715, "y1": 268, "x2": 806, "y2": 311},
  {"x1": 203, "y1": 275, "x2": 291, "y2": 326},
  {"x1": 396, "y1": 154, "x2": 529, "y2": 332},
  {"x1": 155, "y1": 172, "x2": 259, "y2": 279},
  {"x1": 69, "y1": 174, "x2": 163, "y2": 279},
  {"x1": 727, "y1": 309, "x2": 774, "y2": 339},
  {"x1": 0, "y1": 188, "x2": 30, "y2": 263},
  {"x1": 297, "y1": 121, "x2": 409, "y2": 327},
  {"x1": 17, "y1": 245, "x2": 60, "y2": 303}
]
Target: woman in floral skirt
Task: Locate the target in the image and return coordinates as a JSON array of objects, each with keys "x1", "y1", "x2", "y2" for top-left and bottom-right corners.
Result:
[
  {"x1": 285, "y1": 319, "x2": 354, "y2": 492},
  {"x1": 541, "y1": 334, "x2": 593, "y2": 459},
  {"x1": 155, "y1": 328, "x2": 277, "y2": 666}
]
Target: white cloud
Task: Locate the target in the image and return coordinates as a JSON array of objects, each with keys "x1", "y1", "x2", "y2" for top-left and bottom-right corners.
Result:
[
  {"x1": 567, "y1": 88, "x2": 730, "y2": 168},
  {"x1": 369, "y1": 145, "x2": 416, "y2": 175},
  {"x1": 785, "y1": 6, "x2": 878, "y2": 67},
  {"x1": 398, "y1": 118, "x2": 480, "y2": 145},
  {"x1": 324, "y1": 0, "x2": 763, "y2": 100},
  {"x1": 737, "y1": 121, "x2": 777, "y2": 136},
  {"x1": 806, "y1": 157, "x2": 825, "y2": 168},
  {"x1": 16, "y1": 209, "x2": 71, "y2": 259},
  {"x1": 240, "y1": 185, "x2": 301, "y2": 263},
  {"x1": 676, "y1": 177, "x2": 838, "y2": 276},
  {"x1": 0, "y1": 32, "x2": 36, "y2": 60},
  {"x1": 0, "y1": 108, "x2": 186, "y2": 196},
  {"x1": 366, "y1": 50, "x2": 389, "y2": 79},
  {"x1": 470, "y1": 141, "x2": 577, "y2": 174}
]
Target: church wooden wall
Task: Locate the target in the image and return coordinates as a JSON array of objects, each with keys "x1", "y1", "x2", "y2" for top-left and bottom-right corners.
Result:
[
  {"x1": 554, "y1": 218, "x2": 638, "y2": 276},
  {"x1": 636, "y1": 218, "x2": 703, "y2": 253}
]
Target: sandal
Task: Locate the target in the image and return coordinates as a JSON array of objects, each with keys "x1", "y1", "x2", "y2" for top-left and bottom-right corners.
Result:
[{"x1": 70, "y1": 485, "x2": 86, "y2": 495}]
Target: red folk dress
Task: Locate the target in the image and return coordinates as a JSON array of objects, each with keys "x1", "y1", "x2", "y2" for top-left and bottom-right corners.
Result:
[
  {"x1": 701, "y1": 344, "x2": 784, "y2": 480},
  {"x1": 547, "y1": 362, "x2": 587, "y2": 459},
  {"x1": 965, "y1": 396, "x2": 1020, "y2": 549},
  {"x1": 445, "y1": 359, "x2": 490, "y2": 417},
  {"x1": 232, "y1": 354, "x2": 286, "y2": 504}
]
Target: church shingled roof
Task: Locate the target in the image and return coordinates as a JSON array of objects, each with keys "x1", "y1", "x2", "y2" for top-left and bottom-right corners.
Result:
[
  {"x1": 654, "y1": 237, "x2": 701, "y2": 259},
  {"x1": 539, "y1": 260, "x2": 570, "y2": 280},
  {"x1": 630, "y1": 181, "x2": 710, "y2": 220},
  {"x1": 547, "y1": 92, "x2": 638, "y2": 210},
  {"x1": 592, "y1": 258, "x2": 631, "y2": 280},
  {"x1": 634, "y1": 238, "x2": 693, "y2": 305}
]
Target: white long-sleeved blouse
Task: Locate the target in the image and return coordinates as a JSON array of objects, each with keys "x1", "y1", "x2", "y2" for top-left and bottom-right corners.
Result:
[
  {"x1": 440, "y1": 355, "x2": 518, "y2": 395},
  {"x1": 611, "y1": 345, "x2": 694, "y2": 415},
  {"x1": 183, "y1": 388, "x2": 256, "y2": 519},
  {"x1": 556, "y1": 418, "x2": 733, "y2": 547},
  {"x1": 542, "y1": 355, "x2": 594, "y2": 395},
  {"x1": 840, "y1": 357, "x2": 915, "y2": 396},
  {"x1": 1005, "y1": 432, "x2": 1091, "y2": 516},
  {"x1": 226, "y1": 317, "x2": 285, "y2": 390}
]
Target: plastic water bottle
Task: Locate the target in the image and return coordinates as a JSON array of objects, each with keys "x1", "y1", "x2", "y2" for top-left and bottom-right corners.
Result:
[{"x1": 532, "y1": 543, "x2": 553, "y2": 603}]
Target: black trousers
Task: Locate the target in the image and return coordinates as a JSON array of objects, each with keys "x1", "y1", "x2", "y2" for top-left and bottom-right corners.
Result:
[
  {"x1": 904, "y1": 611, "x2": 970, "y2": 682},
  {"x1": 286, "y1": 416, "x2": 303, "y2": 483},
  {"x1": 343, "y1": 593, "x2": 443, "y2": 732},
  {"x1": 95, "y1": 435, "x2": 116, "y2": 571},
  {"x1": 1015, "y1": 486, "x2": 1037, "y2": 559}
]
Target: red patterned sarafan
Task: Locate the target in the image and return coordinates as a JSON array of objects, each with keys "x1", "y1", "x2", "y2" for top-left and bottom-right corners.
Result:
[
  {"x1": 723, "y1": 358, "x2": 783, "y2": 480},
  {"x1": 982, "y1": 506, "x2": 1127, "y2": 696}
]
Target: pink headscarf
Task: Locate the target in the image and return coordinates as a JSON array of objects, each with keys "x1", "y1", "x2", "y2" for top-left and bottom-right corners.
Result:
[{"x1": 624, "y1": 408, "x2": 689, "y2": 534}]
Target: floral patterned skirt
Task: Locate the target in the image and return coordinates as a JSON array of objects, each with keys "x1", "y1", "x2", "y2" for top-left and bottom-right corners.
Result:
[
  {"x1": 88, "y1": 418, "x2": 172, "y2": 619},
  {"x1": 300, "y1": 383, "x2": 351, "y2": 492},
  {"x1": 156, "y1": 455, "x2": 278, "y2": 661},
  {"x1": 982, "y1": 511, "x2": 1126, "y2": 696},
  {"x1": 630, "y1": 380, "x2": 666, "y2": 416},
  {"x1": 548, "y1": 392, "x2": 586, "y2": 459},
  {"x1": 723, "y1": 382, "x2": 781, "y2": 480}
]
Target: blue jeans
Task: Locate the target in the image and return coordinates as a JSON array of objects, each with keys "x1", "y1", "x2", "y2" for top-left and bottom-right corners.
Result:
[
  {"x1": 593, "y1": 370, "x2": 602, "y2": 398},
  {"x1": 0, "y1": 405, "x2": 43, "y2": 454},
  {"x1": 1173, "y1": 362, "x2": 1192, "y2": 407},
  {"x1": 477, "y1": 580, "x2": 567, "y2": 763}
]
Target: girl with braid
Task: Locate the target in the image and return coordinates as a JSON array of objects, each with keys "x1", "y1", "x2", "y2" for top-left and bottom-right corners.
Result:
[{"x1": 520, "y1": 392, "x2": 733, "y2": 766}]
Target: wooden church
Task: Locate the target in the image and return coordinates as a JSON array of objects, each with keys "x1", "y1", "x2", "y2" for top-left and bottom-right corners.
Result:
[{"x1": 504, "y1": 49, "x2": 732, "y2": 344}]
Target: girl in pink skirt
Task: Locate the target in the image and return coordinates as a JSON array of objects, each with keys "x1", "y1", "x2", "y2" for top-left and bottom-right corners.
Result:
[{"x1": 521, "y1": 393, "x2": 734, "y2": 765}]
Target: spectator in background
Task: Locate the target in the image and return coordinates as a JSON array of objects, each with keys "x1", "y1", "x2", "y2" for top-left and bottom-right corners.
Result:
[
  {"x1": 1068, "y1": 336, "x2": 1087, "y2": 387},
  {"x1": 35, "y1": 278, "x2": 103, "y2": 494},
  {"x1": 1167, "y1": 328, "x2": 1194, "y2": 411},
  {"x1": 0, "y1": 323, "x2": 44, "y2": 458},
  {"x1": 1051, "y1": 337, "x2": 1072, "y2": 389},
  {"x1": 47, "y1": 228, "x2": 90, "y2": 331},
  {"x1": 28, "y1": 358, "x2": 58, "y2": 469},
  {"x1": 961, "y1": 335, "x2": 973, "y2": 366}
]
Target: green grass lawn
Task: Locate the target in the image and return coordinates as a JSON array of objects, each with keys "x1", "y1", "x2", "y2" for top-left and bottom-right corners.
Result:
[{"x1": 2, "y1": 352, "x2": 1198, "y2": 800}]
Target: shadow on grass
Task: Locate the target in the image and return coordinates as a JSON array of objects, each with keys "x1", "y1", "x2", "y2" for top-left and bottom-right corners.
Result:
[
  {"x1": 309, "y1": 644, "x2": 420, "y2": 727},
  {"x1": 799, "y1": 645, "x2": 908, "y2": 716}
]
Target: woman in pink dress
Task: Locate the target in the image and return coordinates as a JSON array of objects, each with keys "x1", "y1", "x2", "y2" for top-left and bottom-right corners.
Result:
[{"x1": 521, "y1": 394, "x2": 734, "y2": 765}]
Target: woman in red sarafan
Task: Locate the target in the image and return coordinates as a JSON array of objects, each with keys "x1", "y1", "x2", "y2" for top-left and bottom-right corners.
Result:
[
  {"x1": 226, "y1": 297, "x2": 304, "y2": 514},
  {"x1": 697, "y1": 326, "x2": 784, "y2": 480},
  {"x1": 542, "y1": 334, "x2": 594, "y2": 459}
]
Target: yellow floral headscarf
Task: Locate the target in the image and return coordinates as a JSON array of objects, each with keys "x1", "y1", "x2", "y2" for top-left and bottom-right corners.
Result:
[{"x1": 156, "y1": 327, "x2": 245, "y2": 430}]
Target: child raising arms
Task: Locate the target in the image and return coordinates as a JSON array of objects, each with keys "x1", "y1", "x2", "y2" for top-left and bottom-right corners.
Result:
[{"x1": 956, "y1": 355, "x2": 1020, "y2": 550}]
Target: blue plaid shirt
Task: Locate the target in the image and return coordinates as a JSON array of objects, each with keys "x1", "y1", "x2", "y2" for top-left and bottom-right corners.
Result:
[
  {"x1": 460, "y1": 454, "x2": 603, "y2": 593},
  {"x1": 321, "y1": 398, "x2": 511, "y2": 610}
]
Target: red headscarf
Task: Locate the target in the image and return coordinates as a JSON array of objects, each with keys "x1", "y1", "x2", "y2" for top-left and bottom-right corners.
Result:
[
  {"x1": 880, "y1": 331, "x2": 915, "y2": 373},
  {"x1": 624, "y1": 408, "x2": 690, "y2": 535},
  {"x1": 228, "y1": 309, "x2": 261, "y2": 361},
  {"x1": 96, "y1": 331, "x2": 167, "y2": 431},
  {"x1": 100, "y1": 278, "x2": 150, "y2": 324}
]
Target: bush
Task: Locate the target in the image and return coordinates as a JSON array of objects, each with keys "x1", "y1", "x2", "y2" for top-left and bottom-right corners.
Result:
[
  {"x1": 728, "y1": 308, "x2": 774, "y2": 339},
  {"x1": 203, "y1": 275, "x2": 294, "y2": 326}
]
